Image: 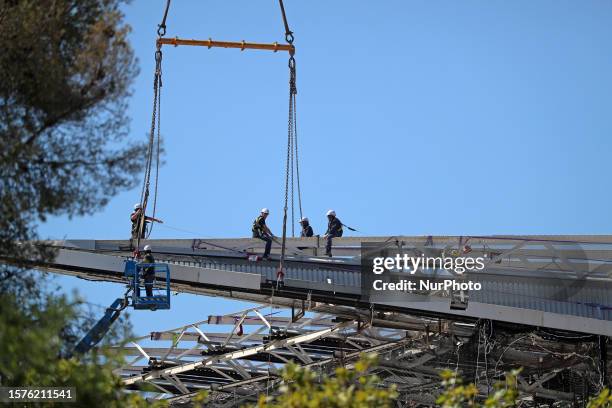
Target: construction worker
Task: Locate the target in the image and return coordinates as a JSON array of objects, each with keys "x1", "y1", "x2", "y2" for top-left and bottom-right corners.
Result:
[
  {"x1": 299, "y1": 217, "x2": 314, "y2": 237},
  {"x1": 252, "y1": 208, "x2": 274, "y2": 260},
  {"x1": 130, "y1": 203, "x2": 163, "y2": 239},
  {"x1": 142, "y1": 245, "x2": 156, "y2": 297},
  {"x1": 323, "y1": 210, "x2": 343, "y2": 257}
]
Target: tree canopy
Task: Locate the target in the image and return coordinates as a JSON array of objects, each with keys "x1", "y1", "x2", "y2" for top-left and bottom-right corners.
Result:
[
  {"x1": 0, "y1": 0, "x2": 143, "y2": 295},
  {"x1": 0, "y1": 1, "x2": 154, "y2": 405},
  {"x1": 256, "y1": 354, "x2": 397, "y2": 408}
]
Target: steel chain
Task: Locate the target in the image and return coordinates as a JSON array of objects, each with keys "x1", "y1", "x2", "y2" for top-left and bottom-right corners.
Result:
[
  {"x1": 293, "y1": 94, "x2": 303, "y2": 220},
  {"x1": 136, "y1": 1, "x2": 170, "y2": 246},
  {"x1": 137, "y1": 48, "x2": 162, "y2": 246},
  {"x1": 290, "y1": 113, "x2": 294, "y2": 237},
  {"x1": 147, "y1": 53, "x2": 162, "y2": 239}
]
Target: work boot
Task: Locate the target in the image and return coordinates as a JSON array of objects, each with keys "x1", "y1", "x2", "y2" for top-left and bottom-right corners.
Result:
[{"x1": 325, "y1": 252, "x2": 332, "y2": 257}]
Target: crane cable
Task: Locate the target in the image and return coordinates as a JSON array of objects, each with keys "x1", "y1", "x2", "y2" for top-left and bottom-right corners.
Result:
[
  {"x1": 277, "y1": 0, "x2": 300, "y2": 283},
  {"x1": 136, "y1": 0, "x2": 171, "y2": 250}
]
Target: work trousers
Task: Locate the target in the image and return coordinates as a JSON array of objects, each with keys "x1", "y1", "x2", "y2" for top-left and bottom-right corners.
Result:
[
  {"x1": 144, "y1": 272, "x2": 155, "y2": 297},
  {"x1": 325, "y1": 233, "x2": 341, "y2": 256},
  {"x1": 258, "y1": 235, "x2": 272, "y2": 257},
  {"x1": 145, "y1": 281, "x2": 154, "y2": 297}
]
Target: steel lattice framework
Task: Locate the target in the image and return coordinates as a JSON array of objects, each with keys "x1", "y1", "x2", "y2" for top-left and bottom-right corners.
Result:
[{"x1": 114, "y1": 304, "x2": 607, "y2": 406}]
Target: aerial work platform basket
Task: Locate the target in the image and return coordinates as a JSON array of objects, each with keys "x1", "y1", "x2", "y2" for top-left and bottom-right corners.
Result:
[{"x1": 124, "y1": 259, "x2": 171, "y2": 310}]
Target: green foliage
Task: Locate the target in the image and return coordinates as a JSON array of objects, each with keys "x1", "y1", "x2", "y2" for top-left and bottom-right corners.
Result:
[
  {"x1": 588, "y1": 388, "x2": 612, "y2": 408},
  {"x1": 436, "y1": 369, "x2": 480, "y2": 407},
  {"x1": 0, "y1": 292, "x2": 166, "y2": 407},
  {"x1": 256, "y1": 353, "x2": 397, "y2": 408},
  {"x1": 255, "y1": 356, "x2": 612, "y2": 408},
  {"x1": 192, "y1": 390, "x2": 210, "y2": 407},
  {"x1": 0, "y1": 0, "x2": 142, "y2": 295},
  {"x1": 436, "y1": 369, "x2": 520, "y2": 408},
  {"x1": 0, "y1": 2, "x2": 173, "y2": 406},
  {"x1": 438, "y1": 369, "x2": 612, "y2": 408},
  {"x1": 482, "y1": 369, "x2": 520, "y2": 408}
]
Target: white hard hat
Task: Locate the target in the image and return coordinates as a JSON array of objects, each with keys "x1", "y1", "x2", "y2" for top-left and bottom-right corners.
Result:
[
  {"x1": 143, "y1": 245, "x2": 152, "y2": 252},
  {"x1": 261, "y1": 208, "x2": 270, "y2": 214},
  {"x1": 134, "y1": 203, "x2": 142, "y2": 210},
  {"x1": 300, "y1": 217, "x2": 309, "y2": 223},
  {"x1": 326, "y1": 210, "x2": 336, "y2": 216}
]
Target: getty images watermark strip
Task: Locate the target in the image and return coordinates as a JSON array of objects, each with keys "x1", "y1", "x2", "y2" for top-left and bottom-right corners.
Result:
[
  {"x1": 360, "y1": 242, "x2": 484, "y2": 309},
  {"x1": 359, "y1": 241, "x2": 598, "y2": 311}
]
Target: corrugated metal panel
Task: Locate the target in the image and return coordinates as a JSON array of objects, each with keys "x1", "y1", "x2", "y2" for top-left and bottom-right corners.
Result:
[
  {"x1": 155, "y1": 255, "x2": 612, "y2": 322},
  {"x1": 468, "y1": 275, "x2": 612, "y2": 321}
]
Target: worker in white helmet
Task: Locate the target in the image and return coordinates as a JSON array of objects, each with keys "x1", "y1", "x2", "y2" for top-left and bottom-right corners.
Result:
[
  {"x1": 252, "y1": 208, "x2": 274, "y2": 259},
  {"x1": 323, "y1": 210, "x2": 343, "y2": 257},
  {"x1": 130, "y1": 203, "x2": 163, "y2": 239},
  {"x1": 141, "y1": 244, "x2": 156, "y2": 297},
  {"x1": 299, "y1": 217, "x2": 313, "y2": 237}
]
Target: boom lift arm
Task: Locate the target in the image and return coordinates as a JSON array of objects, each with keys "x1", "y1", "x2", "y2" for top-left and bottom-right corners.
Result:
[
  {"x1": 72, "y1": 260, "x2": 171, "y2": 356},
  {"x1": 73, "y1": 296, "x2": 129, "y2": 355}
]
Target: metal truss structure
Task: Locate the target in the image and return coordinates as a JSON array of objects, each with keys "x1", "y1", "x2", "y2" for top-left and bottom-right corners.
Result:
[
  {"x1": 115, "y1": 304, "x2": 609, "y2": 407},
  {"x1": 118, "y1": 305, "x2": 408, "y2": 405}
]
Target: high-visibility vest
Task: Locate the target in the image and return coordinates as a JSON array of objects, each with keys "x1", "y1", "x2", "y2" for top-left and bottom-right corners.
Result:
[
  {"x1": 252, "y1": 216, "x2": 266, "y2": 237},
  {"x1": 326, "y1": 217, "x2": 343, "y2": 237}
]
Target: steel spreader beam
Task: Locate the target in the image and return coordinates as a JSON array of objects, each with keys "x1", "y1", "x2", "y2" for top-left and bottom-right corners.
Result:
[{"x1": 157, "y1": 37, "x2": 295, "y2": 54}]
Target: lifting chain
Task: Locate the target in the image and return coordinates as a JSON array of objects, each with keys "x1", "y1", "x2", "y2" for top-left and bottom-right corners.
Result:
[
  {"x1": 278, "y1": 0, "x2": 300, "y2": 282},
  {"x1": 288, "y1": 56, "x2": 300, "y2": 236},
  {"x1": 146, "y1": 48, "x2": 162, "y2": 240},
  {"x1": 290, "y1": 57, "x2": 302, "y2": 223},
  {"x1": 136, "y1": 3, "x2": 170, "y2": 250}
]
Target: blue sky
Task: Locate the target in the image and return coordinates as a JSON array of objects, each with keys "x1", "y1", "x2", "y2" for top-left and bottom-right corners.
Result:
[{"x1": 39, "y1": 1, "x2": 612, "y2": 335}]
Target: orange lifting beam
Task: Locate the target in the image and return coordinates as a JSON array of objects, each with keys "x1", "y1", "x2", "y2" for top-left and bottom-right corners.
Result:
[{"x1": 157, "y1": 37, "x2": 295, "y2": 54}]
